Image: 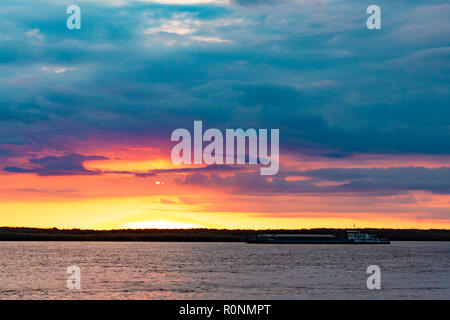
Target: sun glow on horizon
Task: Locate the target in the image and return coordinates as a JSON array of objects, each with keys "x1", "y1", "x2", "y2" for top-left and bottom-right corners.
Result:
[{"x1": 122, "y1": 220, "x2": 202, "y2": 229}]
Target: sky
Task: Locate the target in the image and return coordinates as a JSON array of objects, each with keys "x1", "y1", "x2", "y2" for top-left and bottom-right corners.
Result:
[{"x1": 0, "y1": 0, "x2": 449, "y2": 229}]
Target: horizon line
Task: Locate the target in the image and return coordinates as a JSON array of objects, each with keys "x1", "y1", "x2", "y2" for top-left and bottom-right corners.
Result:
[{"x1": 2, "y1": 226, "x2": 450, "y2": 231}]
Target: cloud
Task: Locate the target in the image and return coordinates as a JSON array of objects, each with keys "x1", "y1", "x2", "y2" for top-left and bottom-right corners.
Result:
[
  {"x1": 300, "y1": 167, "x2": 450, "y2": 195},
  {"x1": 135, "y1": 164, "x2": 240, "y2": 177},
  {"x1": 4, "y1": 154, "x2": 238, "y2": 177},
  {"x1": 25, "y1": 28, "x2": 44, "y2": 41},
  {"x1": 160, "y1": 197, "x2": 178, "y2": 204},
  {"x1": 389, "y1": 4, "x2": 450, "y2": 46},
  {"x1": 4, "y1": 154, "x2": 108, "y2": 176},
  {"x1": 0, "y1": 0, "x2": 448, "y2": 160},
  {"x1": 189, "y1": 36, "x2": 231, "y2": 43},
  {"x1": 176, "y1": 167, "x2": 450, "y2": 195},
  {"x1": 143, "y1": 15, "x2": 239, "y2": 45},
  {"x1": 41, "y1": 66, "x2": 77, "y2": 74},
  {"x1": 144, "y1": 20, "x2": 197, "y2": 35}
]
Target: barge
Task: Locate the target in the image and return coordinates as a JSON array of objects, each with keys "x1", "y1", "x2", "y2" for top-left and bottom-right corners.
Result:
[{"x1": 246, "y1": 230, "x2": 390, "y2": 244}]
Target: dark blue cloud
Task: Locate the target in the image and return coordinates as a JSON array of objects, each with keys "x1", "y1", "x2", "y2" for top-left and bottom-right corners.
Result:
[
  {"x1": 176, "y1": 167, "x2": 450, "y2": 195},
  {"x1": 0, "y1": 0, "x2": 448, "y2": 158},
  {"x1": 4, "y1": 154, "x2": 107, "y2": 176},
  {"x1": 4, "y1": 154, "x2": 239, "y2": 177}
]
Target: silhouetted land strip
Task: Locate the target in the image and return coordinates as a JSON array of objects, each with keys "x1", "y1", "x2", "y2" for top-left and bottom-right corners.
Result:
[{"x1": 0, "y1": 227, "x2": 449, "y2": 241}]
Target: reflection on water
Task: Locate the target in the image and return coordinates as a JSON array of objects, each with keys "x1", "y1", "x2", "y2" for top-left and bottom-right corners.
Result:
[{"x1": 0, "y1": 241, "x2": 449, "y2": 299}]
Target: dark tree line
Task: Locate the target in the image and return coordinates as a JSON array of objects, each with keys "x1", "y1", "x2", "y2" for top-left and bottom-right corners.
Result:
[{"x1": 0, "y1": 227, "x2": 449, "y2": 242}]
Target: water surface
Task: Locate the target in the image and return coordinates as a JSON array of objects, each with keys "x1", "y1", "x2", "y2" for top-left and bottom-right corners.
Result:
[{"x1": 0, "y1": 241, "x2": 448, "y2": 299}]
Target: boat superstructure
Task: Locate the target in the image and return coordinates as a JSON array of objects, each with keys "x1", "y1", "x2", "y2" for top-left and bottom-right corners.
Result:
[{"x1": 345, "y1": 230, "x2": 390, "y2": 244}]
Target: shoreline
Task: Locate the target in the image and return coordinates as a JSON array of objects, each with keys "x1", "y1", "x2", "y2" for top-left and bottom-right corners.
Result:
[{"x1": 1, "y1": 227, "x2": 449, "y2": 242}]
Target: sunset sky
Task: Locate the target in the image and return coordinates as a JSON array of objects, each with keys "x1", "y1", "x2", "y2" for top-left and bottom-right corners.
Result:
[{"x1": 0, "y1": 0, "x2": 449, "y2": 230}]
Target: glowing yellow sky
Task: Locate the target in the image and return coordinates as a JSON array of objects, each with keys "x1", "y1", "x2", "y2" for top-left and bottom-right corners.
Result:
[
  {"x1": 1, "y1": 153, "x2": 449, "y2": 230},
  {"x1": 1, "y1": 142, "x2": 449, "y2": 230}
]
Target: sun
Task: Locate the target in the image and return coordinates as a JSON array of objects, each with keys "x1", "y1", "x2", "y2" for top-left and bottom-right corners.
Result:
[{"x1": 122, "y1": 220, "x2": 199, "y2": 229}]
